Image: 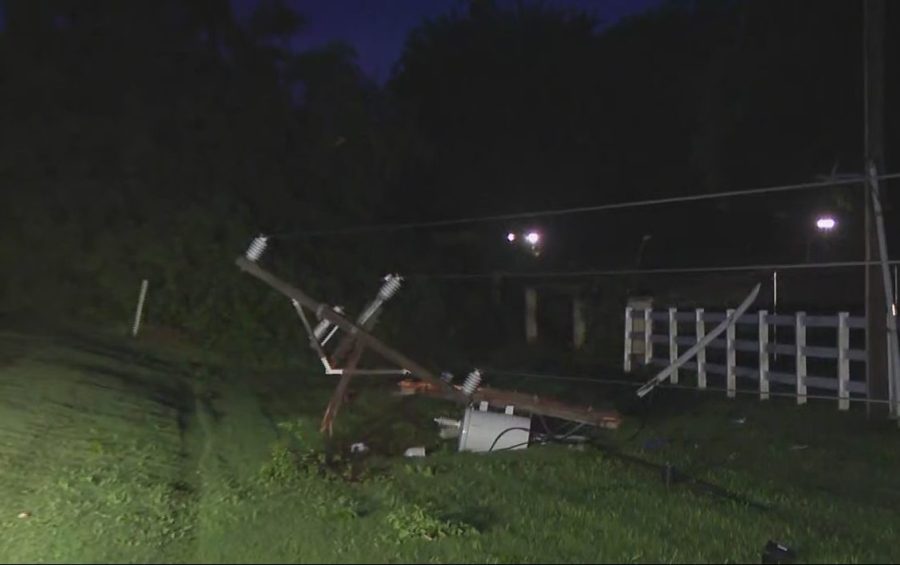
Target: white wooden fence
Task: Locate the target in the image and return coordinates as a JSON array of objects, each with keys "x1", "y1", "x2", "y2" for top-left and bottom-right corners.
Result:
[{"x1": 623, "y1": 307, "x2": 867, "y2": 410}]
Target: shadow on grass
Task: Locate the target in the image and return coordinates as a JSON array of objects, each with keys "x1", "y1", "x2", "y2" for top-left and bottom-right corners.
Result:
[{"x1": 57, "y1": 360, "x2": 197, "y2": 435}]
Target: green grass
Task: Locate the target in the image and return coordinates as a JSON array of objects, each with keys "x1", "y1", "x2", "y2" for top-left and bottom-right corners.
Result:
[{"x1": 0, "y1": 329, "x2": 899, "y2": 563}]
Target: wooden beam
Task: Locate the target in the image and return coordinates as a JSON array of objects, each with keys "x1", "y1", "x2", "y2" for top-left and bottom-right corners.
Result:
[
  {"x1": 331, "y1": 310, "x2": 380, "y2": 367},
  {"x1": 472, "y1": 386, "x2": 621, "y2": 429},
  {"x1": 320, "y1": 340, "x2": 366, "y2": 436},
  {"x1": 414, "y1": 384, "x2": 621, "y2": 429}
]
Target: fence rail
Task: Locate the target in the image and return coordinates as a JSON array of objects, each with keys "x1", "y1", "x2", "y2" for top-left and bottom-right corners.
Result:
[{"x1": 624, "y1": 307, "x2": 866, "y2": 410}]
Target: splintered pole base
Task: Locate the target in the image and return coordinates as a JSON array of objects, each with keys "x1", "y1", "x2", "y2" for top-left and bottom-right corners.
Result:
[{"x1": 320, "y1": 340, "x2": 367, "y2": 436}]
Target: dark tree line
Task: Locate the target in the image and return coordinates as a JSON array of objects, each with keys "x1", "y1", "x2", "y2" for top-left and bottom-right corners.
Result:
[{"x1": 0, "y1": 0, "x2": 896, "y2": 361}]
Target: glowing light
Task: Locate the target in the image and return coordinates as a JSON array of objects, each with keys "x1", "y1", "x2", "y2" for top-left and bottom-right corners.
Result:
[
  {"x1": 816, "y1": 216, "x2": 836, "y2": 231},
  {"x1": 525, "y1": 231, "x2": 541, "y2": 245},
  {"x1": 507, "y1": 232, "x2": 516, "y2": 242}
]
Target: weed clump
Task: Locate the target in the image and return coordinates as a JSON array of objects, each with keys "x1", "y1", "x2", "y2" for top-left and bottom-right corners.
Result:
[{"x1": 385, "y1": 504, "x2": 478, "y2": 543}]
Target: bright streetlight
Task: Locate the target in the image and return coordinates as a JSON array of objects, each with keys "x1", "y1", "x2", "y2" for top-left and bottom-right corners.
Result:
[{"x1": 815, "y1": 216, "x2": 836, "y2": 231}]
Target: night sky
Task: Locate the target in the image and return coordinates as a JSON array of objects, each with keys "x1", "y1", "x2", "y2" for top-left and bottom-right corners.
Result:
[{"x1": 230, "y1": 0, "x2": 665, "y2": 81}]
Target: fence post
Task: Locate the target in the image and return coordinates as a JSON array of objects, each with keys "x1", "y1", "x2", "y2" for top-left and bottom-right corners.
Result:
[
  {"x1": 838, "y1": 312, "x2": 850, "y2": 411},
  {"x1": 668, "y1": 308, "x2": 679, "y2": 384},
  {"x1": 726, "y1": 308, "x2": 736, "y2": 398},
  {"x1": 525, "y1": 287, "x2": 538, "y2": 344},
  {"x1": 643, "y1": 308, "x2": 653, "y2": 366},
  {"x1": 132, "y1": 279, "x2": 149, "y2": 338},
  {"x1": 695, "y1": 308, "x2": 706, "y2": 389},
  {"x1": 623, "y1": 307, "x2": 633, "y2": 373},
  {"x1": 573, "y1": 296, "x2": 586, "y2": 350},
  {"x1": 796, "y1": 312, "x2": 807, "y2": 405},
  {"x1": 759, "y1": 310, "x2": 769, "y2": 400}
]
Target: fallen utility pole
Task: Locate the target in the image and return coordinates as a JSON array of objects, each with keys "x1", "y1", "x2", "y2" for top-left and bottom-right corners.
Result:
[
  {"x1": 236, "y1": 255, "x2": 622, "y2": 432},
  {"x1": 236, "y1": 256, "x2": 465, "y2": 403},
  {"x1": 415, "y1": 383, "x2": 621, "y2": 429}
]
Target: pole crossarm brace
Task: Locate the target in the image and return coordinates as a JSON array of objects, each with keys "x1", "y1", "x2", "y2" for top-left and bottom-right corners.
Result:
[
  {"x1": 236, "y1": 256, "x2": 466, "y2": 403},
  {"x1": 636, "y1": 283, "x2": 762, "y2": 398},
  {"x1": 866, "y1": 162, "x2": 900, "y2": 416}
]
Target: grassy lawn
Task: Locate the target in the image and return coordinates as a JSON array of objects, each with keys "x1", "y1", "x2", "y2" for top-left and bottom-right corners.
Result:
[{"x1": 1, "y1": 329, "x2": 899, "y2": 563}]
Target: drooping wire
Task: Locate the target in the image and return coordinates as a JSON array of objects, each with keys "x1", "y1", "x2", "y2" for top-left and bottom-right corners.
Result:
[
  {"x1": 410, "y1": 259, "x2": 900, "y2": 281},
  {"x1": 266, "y1": 172, "x2": 900, "y2": 240},
  {"x1": 487, "y1": 427, "x2": 534, "y2": 453}
]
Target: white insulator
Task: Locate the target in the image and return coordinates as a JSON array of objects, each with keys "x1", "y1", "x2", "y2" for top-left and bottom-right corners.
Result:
[
  {"x1": 461, "y1": 369, "x2": 482, "y2": 396},
  {"x1": 245, "y1": 235, "x2": 268, "y2": 262},
  {"x1": 378, "y1": 274, "x2": 403, "y2": 301},
  {"x1": 313, "y1": 319, "x2": 333, "y2": 340},
  {"x1": 434, "y1": 417, "x2": 460, "y2": 429},
  {"x1": 313, "y1": 306, "x2": 344, "y2": 340}
]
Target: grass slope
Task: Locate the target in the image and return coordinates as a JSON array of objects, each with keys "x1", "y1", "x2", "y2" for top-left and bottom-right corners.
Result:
[{"x1": 0, "y1": 329, "x2": 898, "y2": 563}]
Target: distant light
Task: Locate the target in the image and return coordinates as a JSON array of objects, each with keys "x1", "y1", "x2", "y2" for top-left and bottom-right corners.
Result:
[
  {"x1": 525, "y1": 231, "x2": 541, "y2": 245},
  {"x1": 507, "y1": 232, "x2": 516, "y2": 242},
  {"x1": 816, "y1": 216, "x2": 836, "y2": 231}
]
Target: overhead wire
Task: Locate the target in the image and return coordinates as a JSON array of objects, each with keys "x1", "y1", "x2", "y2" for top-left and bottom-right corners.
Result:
[
  {"x1": 267, "y1": 172, "x2": 900, "y2": 239},
  {"x1": 409, "y1": 259, "x2": 900, "y2": 280}
]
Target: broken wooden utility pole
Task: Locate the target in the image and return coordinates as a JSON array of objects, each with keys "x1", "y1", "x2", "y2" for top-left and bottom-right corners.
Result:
[
  {"x1": 321, "y1": 341, "x2": 367, "y2": 435},
  {"x1": 236, "y1": 256, "x2": 465, "y2": 403},
  {"x1": 320, "y1": 291, "x2": 391, "y2": 434},
  {"x1": 236, "y1": 255, "x2": 622, "y2": 433},
  {"x1": 413, "y1": 383, "x2": 621, "y2": 429}
]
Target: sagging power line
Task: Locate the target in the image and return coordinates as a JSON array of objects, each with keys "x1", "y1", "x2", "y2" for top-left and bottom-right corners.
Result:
[
  {"x1": 268, "y1": 172, "x2": 900, "y2": 239},
  {"x1": 410, "y1": 259, "x2": 900, "y2": 281}
]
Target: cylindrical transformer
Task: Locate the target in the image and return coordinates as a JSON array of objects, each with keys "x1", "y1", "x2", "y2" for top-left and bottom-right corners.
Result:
[{"x1": 458, "y1": 406, "x2": 531, "y2": 453}]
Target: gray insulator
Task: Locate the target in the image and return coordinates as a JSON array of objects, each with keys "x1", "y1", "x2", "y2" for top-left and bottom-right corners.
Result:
[
  {"x1": 357, "y1": 276, "x2": 403, "y2": 325},
  {"x1": 435, "y1": 416, "x2": 462, "y2": 440},
  {"x1": 245, "y1": 235, "x2": 268, "y2": 262},
  {"x1": 433, "y1": 416, "x2": 460, "y2": 429},
  {"x1": 378, "y1": 274, "x2": 403, "y2": 301},
  {"x1": 461, "y1": 369, "x2": 482, "y2": 396},
  {"x1": 357, "y1": 302, "x2": 380, "y2": 325},
  {"x1": 313, "y1": 306, "x2": 343, "y2": 340},
  {"x1": 313, "y1": 319, "x2": 333, "y2": 340}
]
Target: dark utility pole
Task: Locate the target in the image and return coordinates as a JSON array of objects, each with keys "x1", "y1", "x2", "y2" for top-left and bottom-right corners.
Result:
[{"x1": 863, "y1": 0, "x2": 891, "y2": 417}]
